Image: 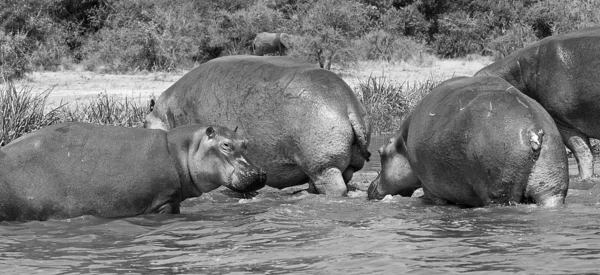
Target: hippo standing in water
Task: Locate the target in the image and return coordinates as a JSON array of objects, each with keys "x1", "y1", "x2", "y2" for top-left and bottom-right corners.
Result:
[
  {"x1": 475, "y1": 27, "x2": 600, "y2": 182},
  {"x1": 0, "y1": 122, "x2": 266, "y2": 221},
  {"x1": 368, "y1": 76, "x2": 569, "y2": 207},
  {"x1": 145, "y1": 56, "x2": 371, "y2": 196}
]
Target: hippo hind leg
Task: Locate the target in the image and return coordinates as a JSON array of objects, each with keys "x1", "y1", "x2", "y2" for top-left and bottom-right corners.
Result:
[
  {"x1": 307, "y1": 167, "x2": 348, "y2": 196},
  {"x1": 342, "y1": 167, "x2": 354, "y2": 183},
  {"x1": 421, "y1": 186, "x2": 450, "y2": 205},
  {"x1": 557, "y1": 124, "x2": 594, "y2": 179}
]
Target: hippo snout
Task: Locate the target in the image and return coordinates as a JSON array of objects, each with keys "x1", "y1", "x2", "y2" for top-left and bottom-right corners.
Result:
[
  {"x1": 230, "y1": 166, "x2": 267, "y2": 193},
  {"x1": 367, "y1": 173, "x2": 385, "y2": 200},
  {"x1": 248, "y1": 168, "x2": 268, "y2": 191}
]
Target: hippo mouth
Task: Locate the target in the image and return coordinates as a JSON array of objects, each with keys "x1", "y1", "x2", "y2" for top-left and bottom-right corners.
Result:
[{"x1": 226, "y1": 167, "x2": 267, "y2": 193}]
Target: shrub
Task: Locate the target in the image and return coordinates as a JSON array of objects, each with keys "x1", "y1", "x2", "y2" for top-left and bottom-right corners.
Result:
[
  {"x1": 355, "y1": 30, "x2": 432, "y2": 64},
  {"x1": 433, "y1": 11, "x2": 488, "y2": 58},
  {"x1": 524, "y1": 0, "x2": 600, "y2": 39},
  {"x1": 0, "y1": 81, "x2": 61, "y2": 146},
  {"x1": 81, "y1": 0, "x2": 214, "y2": 72},
  {"x1": 292, "y1": 0, "x2": 371, "y2": 69},
  {"x1": 488, "y1": 25, "x2": 537, "y2": 60},
  {"x1": 207, "y1": 1, "x2": 286, "y2": 56},
  {"x1": 0, "y1": 31, "x2": 31, "y2": 81},
  {"x1": 358, "y1": 75, "x2": 440, "y2": 134}
]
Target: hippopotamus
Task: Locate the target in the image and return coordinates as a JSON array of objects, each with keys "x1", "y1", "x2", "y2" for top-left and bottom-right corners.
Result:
[
  {"x1": 368, "y1": 76, "x2": 569, "y2": 207},
  {"x1": 145, "y1": 55, "x2": 371, "y2": 196},
  {"x1": 253, "y1": 32, "x2": 292, "y2": 56},
  {"x1": 0, "y1": 122, "x2": 266, "y2": 221},
  {"x1": 475, "y1": 27, "x2": 600, "y2": 182}
]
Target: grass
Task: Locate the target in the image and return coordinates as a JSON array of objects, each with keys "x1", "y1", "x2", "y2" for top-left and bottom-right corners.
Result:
[
  {"x1": 0, "y1": 81, "x2": 151, "y2": 147},
  {"x1": 1, "y1": 72, "x2": 438, "y2": 146},
  {"x1": 57, "y1": 92, "x2": 152, "y2": 127},
  {"x1": 358, "y1": 74, "x2": 441, "y2": 135},
  {"x1": 0, "y1": 81, "x2": 61, "y2": 146}
]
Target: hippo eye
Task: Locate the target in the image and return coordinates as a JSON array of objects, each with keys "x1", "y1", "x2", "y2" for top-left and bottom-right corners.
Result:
[{"x1": 221, "y1": 142, "x2": 232, "y2": 152}]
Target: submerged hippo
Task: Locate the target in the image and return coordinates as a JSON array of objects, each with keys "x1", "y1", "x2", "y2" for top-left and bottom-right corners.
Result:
[
  {"x1": 0, "y1": 122, "x2": 266, "y2": 221},
  {"x1": 475, "y1": 27, "x2": 600, "y2": 181},
  {"x1": 368, "y1": 76, "x2": 569, "y2": 207},
  {"x1": 145, "y1": 56, "x2": 371, "y2": 196}
]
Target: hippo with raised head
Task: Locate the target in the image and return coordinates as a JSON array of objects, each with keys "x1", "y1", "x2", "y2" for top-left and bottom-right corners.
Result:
[
  {"x1": 0, "y1": 122, "x2": 266, "y2": 221},
  {"x1": 145, "y1": 56, "x2": 371, "y2": 196},
  {"x1": 475, "y1": 27, "x2": 600, "y2": 182},
  {"x1": 368, "y1": 76, "x2": 569, "y2": 207}
]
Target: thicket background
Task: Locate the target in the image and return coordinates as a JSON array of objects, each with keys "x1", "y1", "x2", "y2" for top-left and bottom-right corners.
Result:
[{"x1": 1, "y1": 0, "x2": 599, "y2": 80}]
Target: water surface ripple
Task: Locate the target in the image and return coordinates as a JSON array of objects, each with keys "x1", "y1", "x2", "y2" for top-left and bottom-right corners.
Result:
[{"x1": 1, "y1": 136, "x2": 600, "y2": 274}]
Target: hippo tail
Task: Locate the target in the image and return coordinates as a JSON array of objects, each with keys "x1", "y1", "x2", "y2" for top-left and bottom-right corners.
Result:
[{"x1": 349, "y1": 112, "x2": 371, "y2": 161}]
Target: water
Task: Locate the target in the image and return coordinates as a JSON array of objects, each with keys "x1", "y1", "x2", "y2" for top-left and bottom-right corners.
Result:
[{"x1": 2, "y1": 137, "x2": 600, "y2": 274}]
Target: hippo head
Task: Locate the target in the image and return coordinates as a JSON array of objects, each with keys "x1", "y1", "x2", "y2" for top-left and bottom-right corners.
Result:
[
  {"x1": 367, "y1": 136, "x2": 421, "y2": 200},
  {"x1": 190, "y1": 126, "x2": 267, "y2": 194}
]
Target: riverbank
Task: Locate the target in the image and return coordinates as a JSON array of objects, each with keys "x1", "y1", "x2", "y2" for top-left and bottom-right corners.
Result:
[{"x1": 15, "y1": 58, "x2": 492, "y2": 108}]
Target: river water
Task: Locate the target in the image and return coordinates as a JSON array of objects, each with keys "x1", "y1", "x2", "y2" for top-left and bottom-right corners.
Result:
[{"x1": 2, "y1": 136, "x2": 600, "y2": 274}]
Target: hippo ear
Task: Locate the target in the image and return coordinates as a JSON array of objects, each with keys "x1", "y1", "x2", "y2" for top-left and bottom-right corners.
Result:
[{"x1": 206, "y1": 126, "x2": 217, "y2": 139}]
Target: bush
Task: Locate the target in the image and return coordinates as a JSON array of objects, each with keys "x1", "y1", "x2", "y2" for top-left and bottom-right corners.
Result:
[
  {"x1": 355, "y1": 30, "x2": 432, "y2": 64},
  {"x1": 0, "y1": 81, "x2": 61, "y2": 146},
  {"x1": 358, "y1": 75, "x2": 440, "y2": 134},
  {"x1": 524, "y1": 0, "x2": 600, "y2": 39},
  {"x1": 81, "y1": 0, "x2": 215, "y2": 72},
  {"x1": 433, "y1": 11, "x2": 488, "y2": 58},
  {"x1": 292, "y1": 0, "x2": 371, "y2": 69},
  {"x1": 0, "y1": 31, "x2": 31, "y2": 81},
  {"x1": 488, "y1": 25, "x2": 537, "y2": 60}
]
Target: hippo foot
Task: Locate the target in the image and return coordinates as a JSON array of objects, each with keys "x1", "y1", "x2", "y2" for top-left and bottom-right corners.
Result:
[
  {"x1": 569, "y1": 175, "x2": 600, "y2": 190},
  {"x1": 420, "y1": 190, "x2": 449, "y2": 205}
]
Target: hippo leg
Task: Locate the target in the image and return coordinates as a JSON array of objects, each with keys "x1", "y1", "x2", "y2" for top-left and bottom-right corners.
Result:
[
  {"x1": 342, "y1": 167, "x2": 354, "y2": 183},
  {"x1": 557, "y1": 124, "x2": 594, "y2": 179},
  {"x1": 309, "y1": 168, "x2": 348, "y2": 196},
  {"x1": 421, "y1": 186, "x2": 450, "y2": 205},
  {"x1": 305, "y1": 168, "x2": 352, "y2": 194}
]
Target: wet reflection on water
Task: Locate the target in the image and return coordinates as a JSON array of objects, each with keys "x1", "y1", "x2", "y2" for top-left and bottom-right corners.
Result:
[{"x1": 1, "y1": 136, "x2": 599, "y2": 274}]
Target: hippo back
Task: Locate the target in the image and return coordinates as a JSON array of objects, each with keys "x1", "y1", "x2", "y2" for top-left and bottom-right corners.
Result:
[
  {"x1": 475, "y1": 27, "x2": 600, "y2": 138},
  {"x1": 406, "y1": 76, "x2": 567, "y2": 206}
]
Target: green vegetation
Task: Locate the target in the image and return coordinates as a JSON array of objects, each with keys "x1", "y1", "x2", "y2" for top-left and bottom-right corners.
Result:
[
  {"x1": 0, "y1": 82, "x2": 61, "y2": 146},
  {"x1": 2, "y1": 0, "x2": 600, "y2": 141},
  {"x1": 358, "y1": 75, "x2": 441, "y2": 134},
  {"x1": 0, "y1": 81, "x2": 150, "y2": 146},
  {"x1": 2, "y1": 0, "x2": 599, "y2": 80}
]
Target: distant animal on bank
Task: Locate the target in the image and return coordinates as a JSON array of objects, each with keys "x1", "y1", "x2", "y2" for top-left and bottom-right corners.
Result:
[
  {"x1": 145, "y1": 55, "x2": 371, "y2": 196},
  {"x1": 253, "y1": 32, "x2": 292, "y2": 56},
  {"x1": 368, "y1": 76, "x2": 569, "y2": 207},
  {"x1": 475, "y1": 27, "x2": 600, "y2": 182},
  {"x1": 0, "y1": 122, "x2": 266, "y2": 221}
]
